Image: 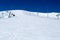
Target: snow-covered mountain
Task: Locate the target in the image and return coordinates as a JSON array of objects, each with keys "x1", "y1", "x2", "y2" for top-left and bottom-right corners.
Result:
[{"x1": 0, "y1": 10, "x2": 60, "y2": 40}]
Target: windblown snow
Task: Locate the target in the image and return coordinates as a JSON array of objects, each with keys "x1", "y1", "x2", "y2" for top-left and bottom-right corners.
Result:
[{"x1": 0, "y1": 10, "x2": 60, "y2": 40}]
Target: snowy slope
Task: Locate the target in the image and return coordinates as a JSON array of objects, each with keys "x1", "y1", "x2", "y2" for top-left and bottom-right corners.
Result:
[{"x1": 0, "y1": 10, "x2": 60, "y2": 40}]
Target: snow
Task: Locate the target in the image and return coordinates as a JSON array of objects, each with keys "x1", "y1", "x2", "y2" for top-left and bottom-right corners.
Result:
[{"x1": 0, "y1": 10, "x2": 60, "y2": 40}]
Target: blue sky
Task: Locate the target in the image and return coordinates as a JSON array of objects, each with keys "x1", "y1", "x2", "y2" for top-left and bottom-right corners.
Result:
[{"x1": 0, "y1": 0, "x2": 60, "y2": 12}]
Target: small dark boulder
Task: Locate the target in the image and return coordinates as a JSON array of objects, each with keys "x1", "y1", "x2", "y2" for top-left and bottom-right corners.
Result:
[{"x1": 13, "y1": 14, "x2": 15, "y2": 16}]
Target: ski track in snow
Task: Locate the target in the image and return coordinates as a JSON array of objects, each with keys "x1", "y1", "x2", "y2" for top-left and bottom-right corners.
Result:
[{"x1": 0, "y1": 10, "x2": 60, "y2": 40}]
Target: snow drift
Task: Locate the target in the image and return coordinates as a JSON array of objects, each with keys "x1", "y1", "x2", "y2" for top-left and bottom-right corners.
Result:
[{"x1": 0, "y1": 10, "x2": 60, "y2": 40}]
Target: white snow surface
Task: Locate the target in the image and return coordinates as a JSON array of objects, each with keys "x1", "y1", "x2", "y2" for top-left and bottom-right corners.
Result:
[{"x1": 0, "y1": 10, "x2": 60, "y2": 40}]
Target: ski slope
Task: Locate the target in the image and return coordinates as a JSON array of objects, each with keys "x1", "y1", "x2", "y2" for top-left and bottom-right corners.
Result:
[{"x1": 0, "y1": 10, "x2": 60, "y2": 40}]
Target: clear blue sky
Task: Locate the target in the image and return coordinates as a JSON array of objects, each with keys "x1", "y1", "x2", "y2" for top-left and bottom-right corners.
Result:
[{"x1": 0, "y1": 0, "x2": 60, "y2": 12}]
